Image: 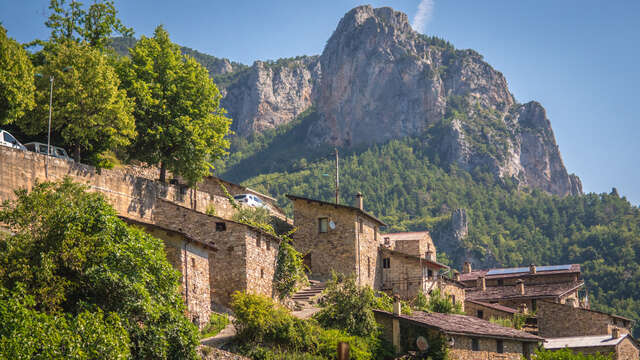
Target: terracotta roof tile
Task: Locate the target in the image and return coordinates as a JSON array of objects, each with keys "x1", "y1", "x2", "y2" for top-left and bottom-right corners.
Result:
[
  {"x1": 374, "y1": 310, "x2": 542, "y2": 341},
  {"x1": 466, "y1": 281, "x2": 584, "y2": 301}
]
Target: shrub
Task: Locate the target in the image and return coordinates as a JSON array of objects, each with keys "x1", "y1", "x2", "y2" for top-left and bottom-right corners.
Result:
[
  {"x1": 534, "y1": 348, "x2": 613, "y2": 359},
  {"x1": 0, "y1": 179, "x2": 199, "y2": 359},
  {"x1": 274, "y1": 240, "x2": 308, "y2": 299},
  {"x1": 413, "y1": 288, "x2": 464, "y2": 314},
  {"x1": 314, "y1": 273, "x2": 379, "y2": 337},
  {"x1": 200, "y1": 312, "x2": 229, "y2": 339}
]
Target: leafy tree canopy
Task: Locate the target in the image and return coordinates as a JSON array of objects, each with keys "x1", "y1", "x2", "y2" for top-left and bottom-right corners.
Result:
[
  {"x1": 39, "y1": 0, "x2": 132, "y2": 50},
  {"x1": 0, "y1": 25, "x2": 35, "y2": 125},
  {"x1": 0, "y1": 179, "x2": 199, "y2": 359},
  {"x1": 18, "y1": 40, "x2": 135, "y2": 166},
  {"x1": 119, "y1": 25, "x2": 231, "y2": 184}
]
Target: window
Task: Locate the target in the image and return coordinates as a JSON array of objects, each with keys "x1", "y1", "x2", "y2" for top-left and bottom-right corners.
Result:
[
  {"x1": 3, "y1": 132, "x2": 16, "y2": 144},
  {"x1": 451, "y1": 295, "x2": 456, "y2": 305},
  {"x1": 367, "y1": 257, "x2": 371, "y2": 277},
  {"x1": 374, "y1": 228, "x2": 378, "y2": 242},
  {"x1": 383, "y1": 258, "x2": 390, "y2": 268},
  {"x1": 532, "y1": 299, "x2": 537, "y2": 312},
  {"x1": 191, "y1": 258, "x2": 195, "y2": 267},
  {"x1": 256, "y1": 234, "x2": 261, "y2": 247},
  {"x1": 358, "y1": 218, "x2": 363, "y2": 233},
  {"x1": 319, "y1": 218, "x2": 328, "y2": 233},
  {"x1": 472, "y1": 338, "x2": 479, "y2": 351},
  {"x1": 497, "y1": 279, "x2": 504, "y2": 286},
  {"x1": 427, "y1": 269, "x2": 434, "y2": 279},
  {"x1": 215, "y1": 222, "x2": 226, "y2": 231},
  {"x1": 476, "y1": 310, "x2": 484, "y2": 319},
  {"x1": 260, "y1": 268, "x2": 264, "y2": 279},
  {"x1": 497, "y1": 340, "x2": 504, "y2": 353},
  {"x1": 266, "y1": 240, "x2": 270, "y2": 251}
]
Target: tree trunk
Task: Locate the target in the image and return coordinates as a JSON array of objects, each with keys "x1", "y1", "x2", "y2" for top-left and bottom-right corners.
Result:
[
  {"x1": 74, "y1": 146, "x2": 81, "y2": 163},
  {"x1": 159, "y1": 162, "x2": 166, "y2": 183}
]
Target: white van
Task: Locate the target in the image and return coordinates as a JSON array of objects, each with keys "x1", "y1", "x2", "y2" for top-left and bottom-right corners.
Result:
[
  {"x1": 24, "y1": 142, "x2": 74, "y2": 162},
  {"x1": 0, "y1": 130, "x2": 27, "y2": 151}
]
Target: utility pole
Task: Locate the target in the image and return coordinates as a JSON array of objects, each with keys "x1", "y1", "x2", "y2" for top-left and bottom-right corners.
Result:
[
  {"x1": 335, "y1": 148, "x2": 339, "y2": 204},
  {"x1": 46, "y1": 75, "x2": 54, "y2": 177}
]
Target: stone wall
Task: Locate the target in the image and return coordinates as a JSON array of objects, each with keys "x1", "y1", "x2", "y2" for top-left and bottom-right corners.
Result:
[
  {"x1": 290, "y1": 199, "x2": 359, "y2": 280},
  {"x1": 538, "y1": 301, "x2": 630, "y2": 338},
  {"x1": 356, "y1": 214, "x2": 382, "y2": 289},
  {"x1": 135, "y1": 225, "x2": 211, "y2": 328},
  {"x1": 617, "y1": 337, "x2": 640, "y2": 360},
  {"x1": 380, "y1": 249, "x2": 439, "y2": 300},
  {"x1": 450, "y1": 335, "x2": 529, "y2": 360},
  {"x1": 439, "y1": 280, "x2": 466, "y2": 311},
  {"x1": 245, "y1": 231, "x2": 280, "y2": 299},
  {"x1": 465, "y1": 301, "x2": 512, "y2": 321}
]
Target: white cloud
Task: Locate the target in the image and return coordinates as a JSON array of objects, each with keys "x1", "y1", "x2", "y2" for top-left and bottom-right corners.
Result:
[{"x1": 411, "y1": 0, "x2": 434, "y2": 33}]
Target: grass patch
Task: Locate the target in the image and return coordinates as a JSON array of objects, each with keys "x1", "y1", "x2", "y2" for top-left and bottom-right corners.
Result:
[{"x1": 200, "y1": 312, "x2": 230, "y2": 339}]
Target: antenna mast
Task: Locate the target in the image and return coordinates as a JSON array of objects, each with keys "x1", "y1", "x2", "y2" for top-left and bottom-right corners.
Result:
[{"x1": 335, "y1": 148, "x2": 339, "y2": 204}]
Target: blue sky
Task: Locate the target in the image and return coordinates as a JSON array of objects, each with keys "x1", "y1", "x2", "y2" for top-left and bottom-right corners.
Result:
[{"x1": 2, "y1": 0, "x2": 639, "y2": 204}]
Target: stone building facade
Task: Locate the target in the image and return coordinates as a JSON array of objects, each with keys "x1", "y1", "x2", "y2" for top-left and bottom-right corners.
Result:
[
  {"x1": 0, "y1": 147, "x2": 282, "y2": 327},
  {"x1": 378, "y1": 247, "x2": 447, "y2": 300},
  {"x1": 287, "y1": 194, "x2": 385, "y2": 288},
  {"x1": 465, "y1": 300, "x2": 517, "y2": 322},
  {"x1": 374, "y1": 306, "x2": 541, "y2": 360},
  {"x1": 537, "y1": 300, "x2": 633, "y2": 338}
]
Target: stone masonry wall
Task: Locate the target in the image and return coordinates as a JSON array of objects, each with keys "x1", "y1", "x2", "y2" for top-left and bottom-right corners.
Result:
[
  {"x1": 356, "y1": 214, "x2": 382, "y2": 289},
  {"x1": 439, "y1": 280, "x2": 466, "y2": 311},
  {"x1": 290, "y1": 200, "x2": 358, "y2": 280},
  {"x1": 151, "y1": 200, "x2": 279, "y2": 306},
  {"x1": 450, "y1": 336, "x2": 528, "y2": 360},
  {"x1": 537, "y1": 301, "x2": 629, "y2": 338},
  {"x1": 136, "y1": 225, "x2": 211, "y2": 329},
  {"x1": 465, "y1": 301, "x2": 512, "y2": 321},
  {"x1": 617, "y1": 337, "x2": 640, "y2": 360}
]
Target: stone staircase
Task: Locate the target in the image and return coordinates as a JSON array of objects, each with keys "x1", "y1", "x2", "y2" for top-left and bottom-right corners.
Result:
[{"x1": 292, "y1": 280, "x2": 325, "y2": 309}]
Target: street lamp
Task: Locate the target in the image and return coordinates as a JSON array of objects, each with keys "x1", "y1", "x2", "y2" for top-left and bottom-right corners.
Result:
[{"x1": 35, "y1": 66, "x2": 71, "y2": 172}]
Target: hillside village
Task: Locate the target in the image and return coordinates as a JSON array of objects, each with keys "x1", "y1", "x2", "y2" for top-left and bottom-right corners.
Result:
[
  {"x1": 1, "y1": 1, "x2": 640, "y2": 360},
  {"x1": 1, "y1": 145, "x2": 638, "y2": 359}
]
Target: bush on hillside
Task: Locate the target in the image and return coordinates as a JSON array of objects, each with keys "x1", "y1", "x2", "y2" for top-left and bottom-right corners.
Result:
[
  {"x1": 0, "y1": 179, "x2": 199, "y2": 359},
  {"x1": 534, "y1": 348, "x2": 613, "y2": 359},
  {"x1": 413, "y1": 288, "x2": 464, "y2": 314}
]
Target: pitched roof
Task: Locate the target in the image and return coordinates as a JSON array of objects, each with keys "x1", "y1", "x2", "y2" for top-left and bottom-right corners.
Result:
[
  {"x1": 466, "y1": 300, "x2": 518, "y2": 314},
  {"x1": 460, "y1": 264, "x2": 580, "y2": 282},
  {"x1": 286, "y1": 194, "x2": 387, "y2": 226},
  {"x1": 383, "y1": 231, "x2": 431, "y2": 241},
  {"x1": 466, "y1": 281, "x2": 584, "y2": 301},
  {"x1": 380, "y1": 247, "x2": 448, "y2": 269},
  {"x1": 544, "y1": 334, "x2": 634, "y2": 349},
  {"x1": 374, "y1": 310, "x2": 542, "y2": 342}
]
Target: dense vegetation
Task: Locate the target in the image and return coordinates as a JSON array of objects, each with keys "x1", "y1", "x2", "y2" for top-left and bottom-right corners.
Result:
[
  {"x1": 0, "y1": 179, "x2": 199, "y2": 359},
  {"x1": 217, "y1": 110, "x2": 640, "y2": 336}
]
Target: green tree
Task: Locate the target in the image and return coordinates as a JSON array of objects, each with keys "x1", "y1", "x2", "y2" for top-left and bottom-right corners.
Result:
[
  {"x1": 413, "y1": 288, "x2": 464, "y2": 314},
  {"x1": 0, "y1": 179, "x2": 199, "y2": 359},
  {"x1": 314, "y1": 273, "x2": 379, "y2": 337},
  {"x1": 119, "y1": 25, "x2": 231, "y2": 184},
  {"x1": 0, "y1": 25, "x2": 35, "y2": 125},
  {"x1": 41, "y1": 0, "x2": 132, "y2": 50},
  {"x1": 19, "y1": 41, "x2": 135, "y2": 166}
]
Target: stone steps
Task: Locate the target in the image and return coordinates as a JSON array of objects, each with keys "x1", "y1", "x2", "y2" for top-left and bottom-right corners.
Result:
[{"x1": 292, "y1": 281, "x2": 326, "y2": 308}]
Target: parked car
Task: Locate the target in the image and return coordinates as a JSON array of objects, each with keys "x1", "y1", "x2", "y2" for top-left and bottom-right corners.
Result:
[
  {"x1": 24, "y1": 142, "x2": 74, "y2": 161},
  {"x1": 233, "y1": 194, "x2": 268, "y2": 208},
  {"x1": 0, "y1": 130, "x2": 27, "y2": 151}
]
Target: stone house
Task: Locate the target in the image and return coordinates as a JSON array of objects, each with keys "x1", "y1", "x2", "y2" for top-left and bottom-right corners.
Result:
[
  {"x1": 460, "y1": 263, "x2": 582, "y2": 289},
  {"x1": 466, "y1": 300, "x2": 518, "y2": 322},
  {"x1": 374, "y1": 301, "x2": 542, "y2": 359},
  {"x1": 537, "y1": 300, "x2": 634, "y2": 338},
  {"x1": 286, "y1": 193, "x2": 386, "y2": 288},
  {"x1": 543, "y1": 331, "x2": 640, "y2": 360},
  {"x1": 465, "y1": 278, "x2": 584, "y2": 313}
]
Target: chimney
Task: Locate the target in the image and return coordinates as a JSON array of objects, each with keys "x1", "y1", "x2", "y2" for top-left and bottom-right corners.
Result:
[
  {"x1": 477, "y1": 276, "x2": 486, "y2": 291},
  {"x1": 529, "y1": 264, "x2": 537, "y2": 274},
  {"x1": 453, "y1": 271, "x2": 460, "y2": 282},
  {"x1": 393, "y1": 296, "x2": 402, "y2": 316},
  {"x1": 612, "y1": 327, "x2": 620, "y2": 339},
  {"x1": 463, "y1": 262, "x2": 472, "y2": 274},
  {"x1": 517, "y1": 279, "x2": 525, "y2": 295},
  {"x1": 355, "y1": 192, "x2": 363, "y2": 210},
  {"x1": 426, "y1": 245, "x2": 435, "y2": 261}
]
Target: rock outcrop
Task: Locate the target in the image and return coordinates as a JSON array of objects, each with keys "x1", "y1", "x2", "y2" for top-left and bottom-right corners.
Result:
[
  {"x1": 220, "y1": 57, "x2": 320, "y2": 135},
  {"x1": 209, "y1": 6, "x2": 580, "y2": 196}
]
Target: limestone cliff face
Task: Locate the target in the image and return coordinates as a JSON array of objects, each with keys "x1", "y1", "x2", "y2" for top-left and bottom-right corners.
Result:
[
  {"x1": 220, "y1": 57, "x2": 320, "y2": 135},
  {"x1": 214, "y1": 5, "x2": 580, "y2": 196}
]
